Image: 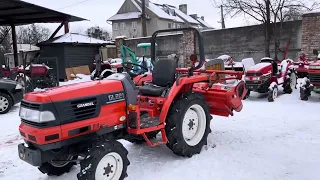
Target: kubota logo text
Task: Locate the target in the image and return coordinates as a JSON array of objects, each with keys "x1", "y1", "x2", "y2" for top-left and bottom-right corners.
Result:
[{"x1": 77, "y1": 102, "x2": 94, "y2": 108}]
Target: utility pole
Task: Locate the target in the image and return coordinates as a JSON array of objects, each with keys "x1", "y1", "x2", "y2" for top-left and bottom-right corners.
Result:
[
  {"x1": 141, "y1": 0, "x2": 147, "y2": 37},
  {"x1": 220, "y1": 5, "x2": 225, "y2": 29}
]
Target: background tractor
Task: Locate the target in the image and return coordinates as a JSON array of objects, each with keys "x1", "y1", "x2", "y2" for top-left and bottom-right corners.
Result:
[
  {"x1": 300, "y1": 49, "x2": 320, "y2": 100},
  {"x1": 17, "y1": 27, "x2": 247, "y2": 180},
  {"x1": 244, "y1": 57, "x2": 297, "y2": 102}
]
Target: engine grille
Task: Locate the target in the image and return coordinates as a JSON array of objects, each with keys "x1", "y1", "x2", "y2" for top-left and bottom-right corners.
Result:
[
  {"x1": 58, "y1": 97, "x2": 98, "y2": 122},
  {"x1": 20, "y1": 101, "x2": 40, "y2": 110},
  {"x1": 21, "y1": 119, "x2": 49, "y2": 128},
  {"x1": 309, "y1": 74, "x2": 320, "y2": 83}
]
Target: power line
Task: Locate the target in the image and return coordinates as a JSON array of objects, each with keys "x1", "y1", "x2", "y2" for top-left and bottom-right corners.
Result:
[{"x1": 58, "y1": 0, "x2": 93, "y2": 10}]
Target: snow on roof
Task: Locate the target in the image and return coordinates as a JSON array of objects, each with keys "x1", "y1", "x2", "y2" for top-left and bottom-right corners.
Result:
[
  {"x1": 152, "y1": 3, "x2": 184, "y2": 23},
  {"x1": 196, "y1": 18, "x2": 212, "y2": 28},
  {"x1": 108, "y1": 12, "x2": 141, "y2": 21},
  {"x1": 109, "y1": 0, "x2": 199, "y2": 24},
  {"x1": 173, "y1": 8, "x2": 199, "y2": 24},
  {"x1": 40, "y1": 33, "x2": 113, "y2": 45},
  {"x1": 10, "y1": 44, "x2": 39, "y2": 52}
]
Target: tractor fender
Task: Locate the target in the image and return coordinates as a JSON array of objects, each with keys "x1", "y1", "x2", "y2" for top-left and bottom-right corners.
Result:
[{"x1": 159, "y1": 76, "x2": 208, "y2": 123}]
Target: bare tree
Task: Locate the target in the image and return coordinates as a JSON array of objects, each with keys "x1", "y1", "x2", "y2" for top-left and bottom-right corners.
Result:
[
  {"x1": 17, "y1": 24, "x2": 51, "y2": 44},
  {"x1": 86, "y1": 26, "x2": 111, "y2": 41},
  {"x1": 215, "y1": 0, "x2": 319, "y2": 58},
  {"x1": 0, "y1": 26, "x2": 11, "y2": 53}
]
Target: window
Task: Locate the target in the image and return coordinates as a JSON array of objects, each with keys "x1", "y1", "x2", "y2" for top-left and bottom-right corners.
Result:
[
  {"x1": 120, "y1": 22, "x2": 126, "y2": 30},
  {"x1": 168, "y1": 23, "x2": 172, "y2": 29},
  {"x1": 177, "y1": 24, "x2": 182, "y2": 28},
  {"x1": 113, "y1": 23, "x2": 118, "y2": 30},
  {"x1": 172, "y1": 23, "x2": 176, "y2": 28},
  {"x1": 132, "y1": 21, "x2": 137, "y2": 29}
]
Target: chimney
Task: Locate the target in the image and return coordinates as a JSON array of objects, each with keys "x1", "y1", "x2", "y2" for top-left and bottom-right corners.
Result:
[
  {"x1": 190, "y1": 14, "x2": 197, "y2": 19},
  {"x1": 201, "y1": 16, "x2": 204, "y2": 21},
  {"x1": 144, "y1": 0, "x2": 149, "y2": 7},
  {"x1": 179, "y1": 4, "x2": 187, "y2": 14}
]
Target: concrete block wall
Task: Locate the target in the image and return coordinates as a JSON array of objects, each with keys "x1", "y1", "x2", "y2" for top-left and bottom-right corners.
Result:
[
  {"x1": 301, "y1": 12, "x2": 320, "y2": 60},
  {"x1": 120, "y1": 20, "x2": 303, "y2": 66}
]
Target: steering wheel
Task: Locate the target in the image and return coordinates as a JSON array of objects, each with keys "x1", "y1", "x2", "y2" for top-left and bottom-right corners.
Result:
[{"x1": 122, "y1": 61, "x2": 149, "y2": 77}]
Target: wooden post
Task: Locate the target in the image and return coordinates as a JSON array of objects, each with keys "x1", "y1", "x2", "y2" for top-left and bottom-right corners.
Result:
[
  {"x1": 64, "y1": 21, "x2": 70, "y2": 34},
  {"x1": 11, "y1": 24, "x2": 18, "y2": 67},
  {"x1": 141, "y1": 0, "x2": 147, "y2": 37}
]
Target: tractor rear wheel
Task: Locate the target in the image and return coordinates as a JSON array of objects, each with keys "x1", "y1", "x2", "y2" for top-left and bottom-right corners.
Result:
[
  {"x1": 268, "y1": 85, "x2": 278, "y2": 102},
  {"x1": 38, "y1": 155, "x2": 77, "y2": 176},
  {"x1": 165, "y1": 92, "x2": 211, "y2": 157},
  {"x1": 300, "y1": 87, "x2": 310, "y2": 101},
  {"x1": 77, "y1": 140, "x2": 129, "y2": 180}
]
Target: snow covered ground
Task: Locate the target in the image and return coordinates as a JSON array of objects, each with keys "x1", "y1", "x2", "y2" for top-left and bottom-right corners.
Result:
[{"x1": 1, "y1": 77, "x2": 320, "y2": 180}]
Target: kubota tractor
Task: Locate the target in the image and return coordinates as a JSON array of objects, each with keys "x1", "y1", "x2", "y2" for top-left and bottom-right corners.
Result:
[
  {"x1": 244, "y1": 57, "x2": 297, "y2": 102},
  {"x1": 17, "y1": 28, "x2": 247, "y2": 180},
  {"x1": 300, "y1": 50, "x2": 320, "y2": 101}
]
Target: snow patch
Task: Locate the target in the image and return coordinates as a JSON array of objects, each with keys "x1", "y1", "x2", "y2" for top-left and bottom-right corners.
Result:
[{"x1": 248, "y1": 62, "x2": 270, "y2": 71}]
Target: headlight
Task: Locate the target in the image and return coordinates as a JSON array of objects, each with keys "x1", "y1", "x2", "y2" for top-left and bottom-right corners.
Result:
[
  {"x1": 252, "y1": 77, "x2": 261, "y2": 80},
  {"x1": 15, "y1": 83, "x2": 23, "y2": 90},
  {"x1": 309, "y1": 66, "x2": 320, "y2": 69},
  {"x1": 19, "y1": 107, "x2": 55, "y2": 123}
]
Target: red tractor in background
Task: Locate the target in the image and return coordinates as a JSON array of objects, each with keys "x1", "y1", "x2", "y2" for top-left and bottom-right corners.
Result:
[
  {"x1": 300, "y1": 50, "x2": 320, "y2": 101},
  {"x1": 293, "y1": 53, "x2": 311, "y2": 78},
  {"x1": 17, "y1": 28, "x2": 247, "y2": 180},
  {"x1": 244, "y1": 57, "x2": 297, "y2": 102}
]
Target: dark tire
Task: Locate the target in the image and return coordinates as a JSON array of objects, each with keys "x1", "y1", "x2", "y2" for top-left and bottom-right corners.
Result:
[
  {"x1": 38, "y1": 156, "x2": 77, "y2": 176},
  {"x1": 124, "y1": 131, "x2": 159, "y2": 144},
  {"x1": 16, "y1": 76, "x2": 33, "y2": 93},
  {"x1": 300, "y1": 87, "x2": 309, "y2": 101},
  {"x1": 165, "y1": 92, "x2": 212, "y2": 157},
  {"x1": 0, "y1": 92, "x2": 13, "y2": 114},
  {"x1": 284, "y1": 69, "x2": 297, "y2": 94},
  {"x1": 77, "y1": 140, "x2": 130, "y2": 180},
  {"x1": 268, "y1": 85, "x2": 278, "y2": 102},
  {"x1": 243, "y1": 90, "x2": 250, "y2": 100}
]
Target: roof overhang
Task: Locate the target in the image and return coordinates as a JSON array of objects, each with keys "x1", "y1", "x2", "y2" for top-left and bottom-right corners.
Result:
[{"x1": 0, "y1": 0, "x2": 87, "y2": 26}]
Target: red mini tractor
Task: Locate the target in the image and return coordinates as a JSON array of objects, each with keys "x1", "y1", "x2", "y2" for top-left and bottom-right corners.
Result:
[
  {"x1": 15, "y1": 62, "x2": 58, "y2": 93},
  {"x1": 300, "y1": 50, "x2": 320, "y2": 100},
  {"x1": 293, "y1": 53, "x2": 310, "y2": 78},
  {"x1": 244, "y1": 57, "x2": 297, "y2": 102},
  {"x1": 17, "y1": 28, "x2": 247, "y2": 180}
]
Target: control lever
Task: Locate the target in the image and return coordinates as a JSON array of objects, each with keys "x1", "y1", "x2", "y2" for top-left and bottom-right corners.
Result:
[{"x1": 136, "y1": 73, "x2": 148, "y2": 85}]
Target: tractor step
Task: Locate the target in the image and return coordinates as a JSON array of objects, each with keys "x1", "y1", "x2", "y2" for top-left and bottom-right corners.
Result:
[
  {"x1": 142, "y1": 129, "x2": 168, "y2": 147},
  {"x1": 129, "y1": 113, "x2": 160, "y2": 129}
]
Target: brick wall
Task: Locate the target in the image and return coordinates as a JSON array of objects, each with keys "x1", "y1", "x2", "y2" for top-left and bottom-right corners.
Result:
[{"x1": 301, "y1": 12, "x2": 320, "y2": 60}]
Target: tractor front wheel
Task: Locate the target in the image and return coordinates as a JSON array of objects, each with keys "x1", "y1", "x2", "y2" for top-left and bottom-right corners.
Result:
[
  {"x1": 268, "y1": 85, "x2": 278, "y2": 102},
  {"x1": 38, "y1": 155, "x2": 77, "y2": 176},
  {"x1": 77, "y1": 140, "x2": 129, "y2": 180},
  {"x1": 165, "y1": 92, "x2": 211, "y2": 157},
  {"x1": 284, "y1": 69, "x2": 297, "y2": 94}
]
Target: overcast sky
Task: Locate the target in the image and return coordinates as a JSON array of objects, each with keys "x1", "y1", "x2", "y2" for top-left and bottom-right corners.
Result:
[{"x1": 23, "y1": 0, "x2": 255, "y2": 35}]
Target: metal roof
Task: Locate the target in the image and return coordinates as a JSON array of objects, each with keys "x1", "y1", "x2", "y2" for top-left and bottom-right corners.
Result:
[{"x1": 0, "y1": 0, "x2": 86, "y2": 26}]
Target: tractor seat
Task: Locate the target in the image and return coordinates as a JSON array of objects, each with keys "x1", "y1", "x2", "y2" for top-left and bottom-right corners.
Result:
[{"x1": 139, "y1": 59, "x2": 177, "y2": 96}]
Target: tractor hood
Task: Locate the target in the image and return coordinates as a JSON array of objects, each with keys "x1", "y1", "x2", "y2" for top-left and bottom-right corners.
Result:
[
  {"x1": 309, "y1": 60, "x2": 320, "y2": 66},
  {"x1": 246, "y1": 62, "x2": 272, "y2": 73},
  {"x1": 24, "y1": 80, "x2": 124, "y2": 103}
]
